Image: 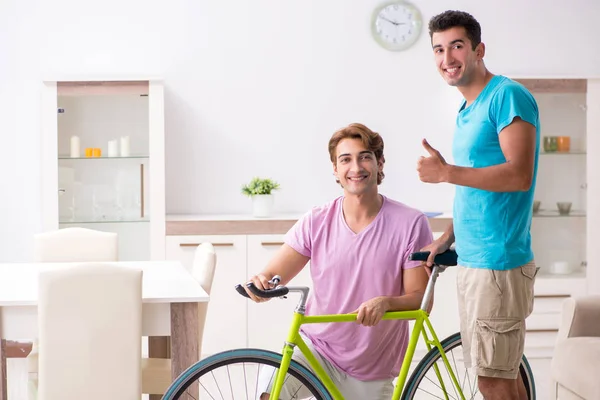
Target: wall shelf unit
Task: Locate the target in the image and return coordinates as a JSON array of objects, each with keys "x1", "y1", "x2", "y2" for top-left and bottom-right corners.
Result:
[{"x1": 41, "y1": 77, "x2": 165, "y2": 261}]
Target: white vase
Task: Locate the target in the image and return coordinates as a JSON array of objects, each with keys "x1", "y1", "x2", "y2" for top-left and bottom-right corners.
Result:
[{"x1": 252, "y1": 194, "x2": 274, "y2": 218}]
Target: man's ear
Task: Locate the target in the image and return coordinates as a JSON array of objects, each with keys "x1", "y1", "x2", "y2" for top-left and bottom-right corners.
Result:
[{"x1": 476, "y1": 42, "x2": 485, "y2": 59}]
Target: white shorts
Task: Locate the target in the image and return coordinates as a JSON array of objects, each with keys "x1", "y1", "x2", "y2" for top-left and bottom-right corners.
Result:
[{"x1": 256, "y1": 334, "x2": 394, "y2": 400}]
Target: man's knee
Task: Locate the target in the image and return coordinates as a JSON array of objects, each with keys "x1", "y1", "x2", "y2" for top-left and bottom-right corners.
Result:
[{"x1": 478, "y1": 376, "x2": 518, "y2": 399}]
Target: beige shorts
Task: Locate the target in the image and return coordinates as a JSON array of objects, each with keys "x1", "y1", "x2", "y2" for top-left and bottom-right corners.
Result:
[{"x1": 457, "y1": 261, "x2": 537, "y2": 380}]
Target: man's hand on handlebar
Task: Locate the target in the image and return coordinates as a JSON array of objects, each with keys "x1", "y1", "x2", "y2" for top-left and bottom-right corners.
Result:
[
  {"x1": 419, "y1": 238, "x2": 451, "y2": 272},
  {"x1": 244, "y1": 274, "x2": 274, "y2": 303}
]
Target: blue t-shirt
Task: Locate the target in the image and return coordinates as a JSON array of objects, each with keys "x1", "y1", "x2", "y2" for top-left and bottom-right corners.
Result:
[{"x1": 452, "y1": 75, "x2": 540, "y2": 270}]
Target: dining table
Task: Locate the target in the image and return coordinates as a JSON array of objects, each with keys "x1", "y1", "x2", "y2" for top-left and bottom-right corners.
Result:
[{"x1": 0, "y1": 260, "x2": 209, "y2": 399}]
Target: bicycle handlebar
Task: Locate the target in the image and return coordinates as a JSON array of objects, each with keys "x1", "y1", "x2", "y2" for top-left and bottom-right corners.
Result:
[
  {"x1": 234, "y1": 282, "x2": 290, "y2": 299},
  {"x1": 409, "y1": 249, "x2": 457, "y2": 266},
  {"x1": 234, "y1": 249, "x2": 458, "y2": 305}
]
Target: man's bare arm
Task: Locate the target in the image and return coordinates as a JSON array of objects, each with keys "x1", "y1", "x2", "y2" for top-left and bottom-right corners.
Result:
[
  {"x1": 384, "y1": 266, "x2": 430, "y2": 312},
  {"x1": 256, "y1": 244, "x2": 309, "y2": 285},
  {"x1": 244, "y1": 244, "x2": 309, "y2": 302},
  {"x1": 445, "y1": 118, "x2": 536, "y2": 192},
  {"x1": 353, "y1": 265, "x2": 431, "y2": 326}
]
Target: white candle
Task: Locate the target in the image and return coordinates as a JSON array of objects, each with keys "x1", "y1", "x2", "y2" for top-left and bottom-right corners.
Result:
[
  {"x1": 108, "y1": 140, "x2": 118, "y2": 157},
  {"x1": 70, "y1": 136, "x2": 80, "y2": 158},
  {"x1": 120, "y1": 136, "x2": 130, "y2": 157}
]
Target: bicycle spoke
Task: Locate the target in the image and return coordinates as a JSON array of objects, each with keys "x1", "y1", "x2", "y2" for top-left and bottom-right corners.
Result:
[
  {"x1": 423, "y1": 373, "x2": 459, "y2": 400},
  {"x1": 462, "y1": 369, "x2": 473, "y2": 399},
  {"x1": 441, "y1": 357, "x2": 460, "y2": 400},
  {"x1": 255, "y1": 363, "x2": 260, "y2": 399},
  {"x1": 469, "y1": 374, "x2": 479, "y2": 400},
  {"x1": 417, "y1": 386, "x2": 451, "y2": 400},
  {"x1": 211, "y1": 370, "x2": 225, "y2": 400},
  {"x1": 226, "y1": 364, "x2": 234, "y2": 399},
  {"x1": 469, "y1": 369, "x2": 478, "y2": 399},
  {"x1": 450, "y1": 350, "x2": 461, "y2": 388},
  {"x1": 243, "y1": 363, "x2": 249, "y2": 400},
  {"x1": 199, "y1": 381, "x2": 215, "y2": 400}
]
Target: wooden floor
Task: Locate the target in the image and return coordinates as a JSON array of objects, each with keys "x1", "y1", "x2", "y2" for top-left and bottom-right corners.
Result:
[{"x1": 5, "y1": 357, "x2": 553, "y2": 400}]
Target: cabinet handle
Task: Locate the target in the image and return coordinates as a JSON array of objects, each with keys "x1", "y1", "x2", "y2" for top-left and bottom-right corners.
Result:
[
  {"x1": 179, "y1": 243, "x2": 234, "y2": 247},
  {"x1": 261, "y1": 241, "x2": 284, "y2": 246},
  {"x1": 526, "y1": 328, "x2": 558, "y2": 333}
]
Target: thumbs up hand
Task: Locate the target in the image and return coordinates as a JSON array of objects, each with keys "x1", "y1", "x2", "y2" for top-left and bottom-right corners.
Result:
[{"x1": 417, "y1": 139, "x2": 449, "y2": 183}]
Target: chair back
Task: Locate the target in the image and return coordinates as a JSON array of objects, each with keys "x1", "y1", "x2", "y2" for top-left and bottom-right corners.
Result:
[
  {"x1": 34, "y1": 227, "x2": 118, "y2": 262},
  {"x1": 193, "y1": 243, "x2": 217, "y2": 354},
  {"x1": 38, "y1": 262, "x2": 142, "y2": 400}
]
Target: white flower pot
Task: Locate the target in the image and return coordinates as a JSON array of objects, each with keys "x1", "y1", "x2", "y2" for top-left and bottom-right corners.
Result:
[{"x1": 252, "y1": 194, "x2": 274, "y2": 218}]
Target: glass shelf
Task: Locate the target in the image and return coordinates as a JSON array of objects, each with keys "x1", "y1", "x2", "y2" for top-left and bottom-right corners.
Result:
[
  {"x1": 537, "y1": 270, "x2": 586, "y2": 280},
  {"x1": 59, "y1": 217, "x2": 150, "y2": 224},
  {"x1": 58, "y1": 155, "x2": 149, "y2": 160},
  {"x1": 533, "y1": 210, "x2": 586, "y2": 217},
  {"x1": 540, "y1": 151, "x2": 586, "y2": 155}
]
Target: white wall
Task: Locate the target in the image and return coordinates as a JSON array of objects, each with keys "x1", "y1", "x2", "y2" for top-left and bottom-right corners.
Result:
[{"x1": 1, "y1": 0, "x2": 600, "y2": 261}]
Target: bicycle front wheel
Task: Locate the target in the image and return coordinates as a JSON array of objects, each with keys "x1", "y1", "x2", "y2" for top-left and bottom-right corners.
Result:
[
  {"x1": 401, "y1": 332, "x2": 536, "y2": 400},
  {"x1": 162, "y1": 348, "x2": 333, "y2": 400}
]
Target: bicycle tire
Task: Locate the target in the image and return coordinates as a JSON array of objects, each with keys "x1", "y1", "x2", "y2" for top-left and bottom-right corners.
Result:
[
  {"x1": 162, "y1": 348, "x2": 333, "y2": 400},
  {"x1": 401, "y1": 332, "x2": 536, "y2": 399}
]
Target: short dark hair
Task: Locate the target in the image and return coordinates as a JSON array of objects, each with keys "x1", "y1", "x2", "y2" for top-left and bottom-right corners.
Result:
[{"x1": 428, "y1": 10, "x2": 481, "y2": 50}]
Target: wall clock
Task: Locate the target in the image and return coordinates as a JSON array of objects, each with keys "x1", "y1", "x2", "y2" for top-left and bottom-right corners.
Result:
[{"x1": 372, "y1": 1, "x2": 423, "y2": 51}]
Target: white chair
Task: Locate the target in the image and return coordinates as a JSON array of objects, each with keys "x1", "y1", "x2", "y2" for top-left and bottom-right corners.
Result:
[
  {"x1": 141, "y1": 242, "x2": 217, "y2": 395},
  {"x1": 37, "y1": 262, "x2": 142, "y2": 400},
  {"x1": 551, "y1": 295, "x2": 600, "y2": 399},
  {"x1": 33, "y1": 227, "x2": 118, "y2": 262},
  {"x1": 28, "y1": 227, "x2": 119, "y2": 399}
]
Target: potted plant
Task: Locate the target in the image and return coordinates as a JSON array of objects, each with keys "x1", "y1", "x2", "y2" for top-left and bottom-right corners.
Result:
[{"x1": 241, "y1": 177, "x2": 280, "y2": 217}]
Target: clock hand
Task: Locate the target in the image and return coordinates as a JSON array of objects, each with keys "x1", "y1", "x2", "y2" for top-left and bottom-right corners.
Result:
[{"x1": 379, "y1": 15, "x2": 400, "y2": 26}]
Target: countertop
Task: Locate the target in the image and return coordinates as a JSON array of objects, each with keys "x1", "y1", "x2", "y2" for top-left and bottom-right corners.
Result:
[{"x1": 165, "y1": 213, "x2": 453, "y2": 235}]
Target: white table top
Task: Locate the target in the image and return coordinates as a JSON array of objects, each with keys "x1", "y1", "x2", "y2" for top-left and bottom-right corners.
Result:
[{"x1": 0, "y1": 260, "x2": 209, "y2": 306}]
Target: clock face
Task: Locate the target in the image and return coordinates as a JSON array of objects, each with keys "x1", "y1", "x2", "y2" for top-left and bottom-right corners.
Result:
[{"x1": 372, "y1": 1, "x2": 423, "y2": 51}]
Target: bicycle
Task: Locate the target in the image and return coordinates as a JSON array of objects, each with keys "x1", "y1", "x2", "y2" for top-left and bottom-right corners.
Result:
[{"x1": 162, "y1": 249, "x2": 536, "y2": 399}]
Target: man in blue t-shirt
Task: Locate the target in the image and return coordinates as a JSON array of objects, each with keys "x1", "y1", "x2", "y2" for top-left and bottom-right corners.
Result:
[{"x1": 416, "y1": 10, "x2": 540, "y2": 400}]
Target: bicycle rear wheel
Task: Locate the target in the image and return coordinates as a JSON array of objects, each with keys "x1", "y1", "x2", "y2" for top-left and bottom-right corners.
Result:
[
  {"x1": 401, "y1": 332, "x2": 536, "y2": 399},
  {"x1": 162, "y1": 348, "x2": 333, "y2": 400}
]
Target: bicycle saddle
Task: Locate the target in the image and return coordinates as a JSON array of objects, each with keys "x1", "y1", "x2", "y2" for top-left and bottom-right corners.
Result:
[{"x1": 409, "y1": 249, "x2": 458, "y2": 266}]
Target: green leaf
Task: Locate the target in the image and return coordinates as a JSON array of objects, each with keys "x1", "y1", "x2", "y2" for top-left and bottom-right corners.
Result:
[{"x1": 241, "y1": 177, "x2": 281, "y2": 196}]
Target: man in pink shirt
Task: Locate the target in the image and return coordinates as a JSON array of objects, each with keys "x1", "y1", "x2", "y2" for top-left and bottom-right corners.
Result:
[{"x1": 246, "y1": 123, "x2": 433, "y2": 399}]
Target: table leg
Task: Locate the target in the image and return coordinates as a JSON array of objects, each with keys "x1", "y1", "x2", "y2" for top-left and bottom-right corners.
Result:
[
  {"x1": 148, "y1": 336, "x2": 171, "y2": 400},
  {"x1": 170, "y1": 302, "x2": 199, "y2": 397},
  {"x1": 0, "y1": 339, "x2": 7, "y2": 400}
]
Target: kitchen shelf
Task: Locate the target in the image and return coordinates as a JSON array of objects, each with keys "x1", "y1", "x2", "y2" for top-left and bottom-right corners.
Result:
[
  {"x1": 58, "y1": 155, "x2": 149, "y2": 160},
  {"x1": 59, "y1": 217, "x2": 150, "y2": 224},
  {"x1": 537, "y1": 270, "x2": 586, "y2": 280},
  {"x1": 533, "y1": 210, "x2": 586, "y2": 218},
  {"x1": 540, "y1": 151, "x2": 586, "y2": 155}
]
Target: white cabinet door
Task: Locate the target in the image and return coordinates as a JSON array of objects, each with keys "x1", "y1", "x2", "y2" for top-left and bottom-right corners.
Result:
[
  {"x1": 246, "y1": 235, "x2": 313, "y2": 352},
  {"x1": 166, "y1": 235, "x2": 247, "y2": 357}
]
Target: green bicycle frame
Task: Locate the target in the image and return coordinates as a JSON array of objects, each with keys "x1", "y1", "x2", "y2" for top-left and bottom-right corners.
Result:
[{"x1": 269, "y1": 309, "x2": 465, "y2": 400}]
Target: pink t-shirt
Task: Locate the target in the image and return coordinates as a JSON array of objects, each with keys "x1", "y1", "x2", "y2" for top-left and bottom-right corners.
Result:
[{"x1": 284, "y1": 195, "x2": 433, "y2": 381}]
